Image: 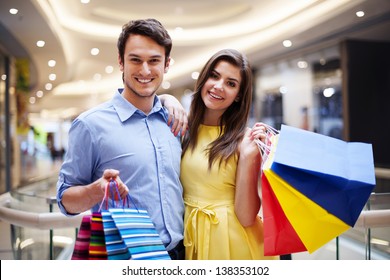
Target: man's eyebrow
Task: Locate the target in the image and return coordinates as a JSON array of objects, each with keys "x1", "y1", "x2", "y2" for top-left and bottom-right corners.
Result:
[{"x1": 127, "y1": 53, "x2": 163, "y2": 59}]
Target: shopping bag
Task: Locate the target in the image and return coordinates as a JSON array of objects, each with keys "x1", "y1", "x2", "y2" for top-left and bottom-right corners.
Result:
[
  {"x1": 101, "y1": 210, "x2": 131, "y2": 260},
  {"x1": 262, "y1": 139, "x2": 350, "y2": 253},
  {"x1": 271, "y1": 125, "x2": 375, "y2": 226},
  {"x1": 88, "y1": 212, "x2": 108, "y2": 260},
  {"x1": 109, "y1": 207, "x2": 171, "y2": 260},
  {"x1": 104, "y1": 179, "x2": 170, "y2": 260},
  {"x1": 110, "y1": 208, "x2": 171, "y2": 260},
  {"x1": 71, "y1": 214, "x2": 92, "y2": 260},
  {"x1": 97, "y1": 180, "x2": 131, "y2": 260},
  {"x1": 261, "y1": 174, "x2": 307, "y2": 256},
  {"x1": 258, "y1": 124, "x2": 375, "y2": 255},
  {"x1": 71, "y1": 180, "x2": 131, "y2": 260}
]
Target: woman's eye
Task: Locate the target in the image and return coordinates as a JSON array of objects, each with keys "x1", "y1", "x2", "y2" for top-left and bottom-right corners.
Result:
[
  {"x1": 210, "y1": 72, "x2": 218, "y2": 79},
  {"x1": 228, "y1": 81, "x2": 237, "y2": 88}
]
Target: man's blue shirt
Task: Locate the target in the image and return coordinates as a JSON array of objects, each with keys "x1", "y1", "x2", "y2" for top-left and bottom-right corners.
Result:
[{"x1": 57, "y1": 89, "x2": 184, "y2": 250}]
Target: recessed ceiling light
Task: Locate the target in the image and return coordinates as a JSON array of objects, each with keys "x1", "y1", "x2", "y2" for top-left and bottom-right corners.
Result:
[
  {"x1": 49, "y1": 74, "x2": 56, "y2": 81},
  {"x1": 356, "y1": 11, "x2": 365, "y2": 17},
  {"x1": 36, "y1": 40, "x2": 45, "y2": 47},
  {"x1": 279, "y1": 86, "x2": 288, "y2": 94},
  {"x1": 297, "y1": 60, "x2": 308, "y2": 69},
  {"x1": 48, "y1": 60, "x2": 56, "y2": 67},
  {"x1": 93, "y1": 73, "x2": 102, "y2": 81},
  {"x1": 162, "y1": 81, "x2": 171, "y2": 89},
  {"x1": 282, "y1": 40, "x2": 292, "y2": 48},
  {"x1": 105, "y1": 65, "x2": 114, "y2": 74},
  {"x1": 9, "y1": 8, "x2": 18, "y2": 15},
  {"x1": 90, "y1": 48, "x2": 99, "y2": 56},
  {"x1": 191, "y1": 72, "x2": 199, "y2": 80}
]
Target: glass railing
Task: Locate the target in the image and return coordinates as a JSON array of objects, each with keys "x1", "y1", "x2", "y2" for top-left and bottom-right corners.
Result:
[
  {"x1": 0, "y1": 176, "x2": 84, "y2": 260},
  {"x1": 1, "y1": 175, "x2": 389, "y2": 260}
]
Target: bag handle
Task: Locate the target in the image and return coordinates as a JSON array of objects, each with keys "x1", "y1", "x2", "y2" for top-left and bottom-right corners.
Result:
[
  {"x1": 254, "y1": 123, "x2": 279, "y2": 169},
  {"x1": 98, "y1": 179, "x2": 140, "y2": 212}
]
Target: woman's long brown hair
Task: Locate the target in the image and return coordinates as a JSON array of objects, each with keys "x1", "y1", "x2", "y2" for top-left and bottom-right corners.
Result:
[{"x1": 182, "y1": 49, "x2": 253, "y2": 169}]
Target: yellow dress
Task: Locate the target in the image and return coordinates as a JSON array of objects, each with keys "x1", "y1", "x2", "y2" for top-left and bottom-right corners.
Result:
[{"x1": 180, "y1": 124, "x2": 277, "y2": 260}]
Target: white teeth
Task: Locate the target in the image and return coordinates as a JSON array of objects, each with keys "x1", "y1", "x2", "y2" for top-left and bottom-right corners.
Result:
[
  {"x1": 209, "y1": 92, "x2": 222, "y2": 99},
  {"x1": 137, "y1": 78, "x2": 151, "y2": 83}
]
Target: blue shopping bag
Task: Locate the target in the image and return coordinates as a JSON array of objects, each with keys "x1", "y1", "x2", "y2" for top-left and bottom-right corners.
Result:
[
  {"x1": 270, "y1": 125, "x2": 376, "y2": 226},
  {"x1": 103, "y1": 180, "x2": 170, "y2": 260},
  {"x1": 101, "y1": 210, "x2": 132, "y2": 260},
  {"x1": 109, "y1": 207, "x2": 171, "y2": 260}
]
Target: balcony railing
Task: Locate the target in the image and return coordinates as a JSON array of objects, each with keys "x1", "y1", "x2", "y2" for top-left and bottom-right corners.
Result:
[{"x1": 0, "y1": 174, "x2": 389, "y2": 260}]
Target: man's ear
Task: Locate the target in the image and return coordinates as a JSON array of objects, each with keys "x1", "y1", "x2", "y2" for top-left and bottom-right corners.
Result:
[
  {"x1": 164, "y1": 57, "x2": 171, "y2": 73},
  {"x1": 118, "y1": 54, "x2": 124, "y2": 72}
]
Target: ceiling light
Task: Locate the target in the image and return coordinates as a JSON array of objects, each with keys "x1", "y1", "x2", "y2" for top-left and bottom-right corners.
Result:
[
  {"x1": 49, "y1": 74, "x2": 56, "y2": 81},
  {"x1": 162, "y1": 81, "x2": 171, "y2": 89},
  {"x1": 48, "y1": 60, "x2": 56, "y2": 67},
  {"x1": 356, "y1": 11, "x2": 365, "y2": 17},
  {"x1": 9, "y1": 8, "x2": 18, "y2": 15},
  {"x1": 1, "y1": 74, "x2": 6, "y2": 81},
  {"x1": 282, "y1": 40, "x2": 292, "y2": 48},
  {"x1": 297, "y1": 60, "x2": 308, "y2": 69},
  {"x1": 36, "y1": 91, "x2": 44, "y2": 98},
  {"x1": 191, "y1": 72, "x2": 199, "y2": 80},
  {"x1": 105, "y1": 65, "x2": 114, "y2": 74},
  {"x1": 93, "y1": 73, "x2": 102, "y2": 81},
  {"x1": 90, "y1": 48, "x2": 99, "y2": 56},
  {"x1": 36, "y1": 40, "x2": 45, "y2": 47},
  {"x1": 45, "y1": 83, "x2": 53, "y2": 90},
  {"x1": 80, "y1": 0, "x2": 90, "y2": 4},
  {"x1": 279, "y1": 86, "x2": 288, "y2": 94},
  {"x1": 323, "y1": 87, "x2": 335, "y2": 98},
  {"x1": 29, "y1": 97, "x2": 36, "y2": 104}
]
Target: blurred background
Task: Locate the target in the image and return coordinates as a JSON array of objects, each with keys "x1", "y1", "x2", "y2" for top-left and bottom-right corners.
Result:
[{"x1": 0, "y1": 0, "x2": 389, "y2": 260}]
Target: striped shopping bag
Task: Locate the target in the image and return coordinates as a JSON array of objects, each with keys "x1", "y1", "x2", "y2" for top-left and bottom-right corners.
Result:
[
  {"x1": 71, "y1": 215, "x2": 92, "y2": 260},
  {"x1": 88, "y1": 212, "x2": 107, "y2": 260},
  {"x1": 101, "y1": 210, "x2": 131, "y2": 260},
  {"x1": 109, "y1": 208, "x2": 170, "y2": 260}
]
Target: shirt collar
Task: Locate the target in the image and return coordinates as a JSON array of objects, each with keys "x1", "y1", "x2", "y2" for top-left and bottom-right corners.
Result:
[{"x1": 112, "y1": 89, "x2": 168, "y2": 122}]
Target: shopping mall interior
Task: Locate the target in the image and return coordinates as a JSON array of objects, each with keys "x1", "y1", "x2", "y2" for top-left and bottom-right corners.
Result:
[{"x1": 0, "y1": 0, "x2": 389, "y2": 260}]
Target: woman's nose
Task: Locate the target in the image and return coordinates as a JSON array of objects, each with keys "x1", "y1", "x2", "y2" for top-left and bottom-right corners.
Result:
[{"x1": 213, "y1": 79, "x2": 224, "y2": 91}]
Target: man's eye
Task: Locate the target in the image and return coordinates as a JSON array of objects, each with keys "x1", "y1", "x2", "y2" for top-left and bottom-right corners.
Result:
[
  {"x1": 150, "y1": 59, "x2": 161, "y2": 64},
  {"x1": 130, "y1": 58, "x2": 141, "y2": 63}
]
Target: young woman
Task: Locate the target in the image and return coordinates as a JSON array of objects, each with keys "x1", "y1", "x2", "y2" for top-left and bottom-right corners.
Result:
[{"x1": 180, "y1": 49, "x2": 276, "y2": 259}]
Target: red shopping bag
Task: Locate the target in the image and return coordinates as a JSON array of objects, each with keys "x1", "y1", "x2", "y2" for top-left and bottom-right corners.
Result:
[{"x1": 261, "y1": 174, "x2": 306, "y2": 256}]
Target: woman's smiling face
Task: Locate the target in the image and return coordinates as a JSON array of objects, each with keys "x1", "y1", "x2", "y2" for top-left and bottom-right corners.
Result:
[{"x1": 201, "y1": 60, "x2": 241, "y2": 116}]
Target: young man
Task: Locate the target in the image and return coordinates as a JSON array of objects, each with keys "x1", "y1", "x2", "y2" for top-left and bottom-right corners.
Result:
[{"x1": 56, "y1": 19, "x2": 186, "y2": 259}]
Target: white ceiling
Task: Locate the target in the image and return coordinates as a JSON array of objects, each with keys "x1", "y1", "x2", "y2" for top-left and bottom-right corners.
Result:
[{"x1": 0, "y1": 0, "x2": 390, "y2": 121}]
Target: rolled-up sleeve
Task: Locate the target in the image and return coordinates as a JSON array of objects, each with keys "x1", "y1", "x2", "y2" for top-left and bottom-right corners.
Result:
[{"x1": 56, "y1": 118, "x2": 95, "y2": 216}]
